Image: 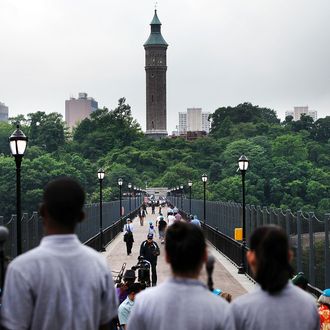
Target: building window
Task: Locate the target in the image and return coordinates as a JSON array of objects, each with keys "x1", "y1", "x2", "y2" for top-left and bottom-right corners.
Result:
[{"x1": 151, "y1": 95, "x2": 154, "y2": 102}]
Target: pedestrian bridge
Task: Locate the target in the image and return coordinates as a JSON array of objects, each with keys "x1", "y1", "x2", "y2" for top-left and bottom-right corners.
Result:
[{"x1": 104, "y1": 206, "x2": 254, "y2": 299}]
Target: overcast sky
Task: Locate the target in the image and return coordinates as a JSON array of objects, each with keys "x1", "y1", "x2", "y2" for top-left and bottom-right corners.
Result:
[{"x1": 0, "y1": 0, "x2": 329, "y2": 133}]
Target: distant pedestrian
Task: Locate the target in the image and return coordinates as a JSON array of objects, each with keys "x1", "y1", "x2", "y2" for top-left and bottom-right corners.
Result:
[
  {"x1": 138, "y1": 207, "x2": 146, "y2": 226},
  {"x1": 1, "y1": 177, "x2": 118, "y2": 330},
  {"x1": 191, "y1": 215, "x2": 201, "y2": 227},
  {"x1": 231, "y1": 225, "x2": 320, "y2": 330},
  {"x1": 128, "y1": 222, "x2": 234, "y2": 330},
  {"x1": 158, "y1": 205, "x2": 162, "y2": 215},
  {"x1": 167, "y1": 209, "x2": 176, "y2": 226},
  {"x1": 139, "y1": 234, "x2": 160, "y2": 286},
  {"x1": 157, "y1": 216, "x2": 167, "y2": 244},
  {"x1": 118, "y1": 283, "x2": 142, "y2": 330},
  {"x1": 123, "y1": 219, "x2": 134, "y2": 256},
  {"x1": 148, "y1": 221, "x2": 156, "y2": 237},
  {"x1": 151, "y1": 203, "x2": 155, "y2": 214},
  {"x1": 174, "y1": 212, "x2": 182, "y2": 222},
  {"x1": 318, "y1": 289, "x2": 330, "y2": 329}
]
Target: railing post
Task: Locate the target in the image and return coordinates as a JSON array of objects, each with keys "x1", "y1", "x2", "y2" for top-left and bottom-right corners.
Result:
[
  {"x1": 296, "y1": 211, "x2": 303, "y2": 273},
  {"x1": 325, "y1": 213, "x2": 330, "y2": 288},
  {"x1": 308, "y1": 212, "x2": 315, "y2": 286},
  {"x1": 285, "y1": 209, "x2": 291, "y2": 236}
]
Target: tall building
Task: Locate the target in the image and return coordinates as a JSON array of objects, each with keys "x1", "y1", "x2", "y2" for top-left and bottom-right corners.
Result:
[
  {"x1": 65, "y1": 92, "x2": 98, "y2": 129},
  {"x1": 178, "y1": 108, "x2": 211, "y2": 134},
  {"x1": 0, "y1": 102, "x2": 8, "y2": 122},
  {"x1": 144, "y1": 10, "x2": 168, "y2": 139},
  {"x1": 285, "y1": 106, "x2": 317, "y2": 121}
]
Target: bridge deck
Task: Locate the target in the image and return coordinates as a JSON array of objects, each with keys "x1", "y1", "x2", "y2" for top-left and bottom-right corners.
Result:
[{"x1": 103, "y1": 207, "x2": 254, "y2": 299}]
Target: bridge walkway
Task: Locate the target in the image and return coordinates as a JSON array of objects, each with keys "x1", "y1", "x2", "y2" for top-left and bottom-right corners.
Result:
[{"x1": 103, "y1": 207, "x2": 254, "y2": 299}]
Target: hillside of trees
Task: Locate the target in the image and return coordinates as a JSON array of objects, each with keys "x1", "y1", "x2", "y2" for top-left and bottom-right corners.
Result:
[{"x1": 0, "y1": 99, "x2": 329, "y2": 220}]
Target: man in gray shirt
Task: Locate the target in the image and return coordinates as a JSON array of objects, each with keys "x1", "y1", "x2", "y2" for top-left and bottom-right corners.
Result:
[
  {"x1": 127, "y1": 221, "x2": 234, "y2": 330},
  {"x1": 1, "y1": 177, "x2": 118, "y2": 330}
]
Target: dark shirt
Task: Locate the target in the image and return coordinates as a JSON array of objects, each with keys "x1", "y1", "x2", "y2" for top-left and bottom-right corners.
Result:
[
  {"x1": 139, "y1": 240, "x2": 160, "y2": 264},
  {"x1": 158, "y1": 219, "x2": 167, "y2": 231}
]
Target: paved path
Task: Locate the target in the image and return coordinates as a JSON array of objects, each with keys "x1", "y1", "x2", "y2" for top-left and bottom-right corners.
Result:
[{"x1": 103, "y1": 207, "x2": 254, "y2": 300}]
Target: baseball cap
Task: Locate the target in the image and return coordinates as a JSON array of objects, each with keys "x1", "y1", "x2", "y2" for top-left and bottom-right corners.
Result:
[
  {"x1": 322, "y1": 289, "x2": 330, "y2": 297},
  {"x1": 147, "y1": 233, "x2": 153, "y2": 239}
]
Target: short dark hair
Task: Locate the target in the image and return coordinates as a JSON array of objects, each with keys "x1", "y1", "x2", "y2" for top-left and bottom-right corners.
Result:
[
  {"x1": 127, "y1": 283, "x2": 142, "y2": 294},
  {"x1": 250, "y1": 225, "x2": 293, "y2": 294},
  {"x1": 165, "y1": 222, "x2": 206, "y2": 274},
  {"x1": 42, "y1": 177, "x2": 85, "y2": 228}
]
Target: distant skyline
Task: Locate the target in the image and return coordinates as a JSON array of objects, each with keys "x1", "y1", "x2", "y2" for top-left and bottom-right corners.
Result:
[{"x1": 0, "y1": 0, "x2": 329, "y2": 133}]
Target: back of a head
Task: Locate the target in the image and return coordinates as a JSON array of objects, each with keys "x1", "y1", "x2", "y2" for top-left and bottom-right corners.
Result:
[
  {"x1": 43, "y1": 177, "x2": 85, "y2": 228},
  {"x1": 250, "y1": 225, "x2": 293, "y2": 294},
  {"x1": 165, "y1": 222, "x2": 206, "y2": 275}
]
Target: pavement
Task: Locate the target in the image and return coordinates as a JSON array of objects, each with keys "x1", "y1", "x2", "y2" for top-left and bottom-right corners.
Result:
[{"x1": 103, "y1": 207, "x2": 255, "y2": 300}]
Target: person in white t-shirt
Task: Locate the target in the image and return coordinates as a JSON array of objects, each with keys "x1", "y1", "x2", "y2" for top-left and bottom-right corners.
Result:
[
  {"x1": 1, "y1": 177, "x2": 118, "y2": 330},
  {"x1": 167, "y1": 209, "x2": 176, "y2": 226}
]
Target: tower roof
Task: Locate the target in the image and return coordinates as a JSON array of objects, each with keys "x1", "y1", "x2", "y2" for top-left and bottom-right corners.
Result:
[{"x1": 144, "y1": 10, "x2": 168, "y2": 47}]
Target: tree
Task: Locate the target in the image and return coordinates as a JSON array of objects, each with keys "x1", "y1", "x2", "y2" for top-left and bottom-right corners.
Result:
[{"x1": 27, "y1": 111, "x2": 66, "y2": 152}]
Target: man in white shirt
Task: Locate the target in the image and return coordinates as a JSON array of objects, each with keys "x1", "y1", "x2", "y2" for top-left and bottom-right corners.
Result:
[
  {"x1": 1, "y1": 177, "x2": 118, "y2": 330},
  {"x1": 128, "y1": 222, "x2": 234, "y2": 330},
  {"x1": 123, "y1": 218, "x2": 134, "y2": 255}
]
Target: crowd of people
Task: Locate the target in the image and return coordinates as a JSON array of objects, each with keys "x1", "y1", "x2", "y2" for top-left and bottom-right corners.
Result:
[{"x1": 0, "y1": 177, "x2": 328, "y2": 330}]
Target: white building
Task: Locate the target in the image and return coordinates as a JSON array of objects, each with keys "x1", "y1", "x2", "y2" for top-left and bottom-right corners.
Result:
[
  {"x1": 178, "y1": 108, "x2": 211, "y2": 134},
  {"x1": 285, "y1": 106, "x2": 317, "y2": 121},
  {"x1": 0, "y1": 102, "x2": 8, "y2": 122},
  {"x1": 65, "y1": 93, "x2": 98, "y2": 129}
]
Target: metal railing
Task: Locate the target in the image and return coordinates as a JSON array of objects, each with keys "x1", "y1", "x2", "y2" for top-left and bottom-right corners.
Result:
[
  {"x1": 168, "y1": 196, "x2": 330, "y2": 291},
  {"x1": 1, "y1": 197, "x2": 141, "y2": 259}
]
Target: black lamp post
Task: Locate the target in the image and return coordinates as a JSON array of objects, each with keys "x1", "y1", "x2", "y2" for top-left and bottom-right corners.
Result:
[
  {"x1": 9, "y1": 125, "x2": 28, "y2": 255},
  {"x1": 202, "y1": 174, "x2": 207, "y2": 224},
  {"x1": 188, "y1": 180, "x2": 192, "y2": 214},
  {"x1": 238, "y1": 155, "x2": 249, "y2": 274},
  {"x1": 128, "y1": 183, "x2": 132, "y2": 213},
  {"x1": 176, "y1": 186, "x2": 179, "y2": 208},
  {"x1": 180, "y1": 184, "x2": 184, "y2": 210},
  {"x1": 97, "y1": 168, "x2": 106, "y2": 252},
  {"x1": 118, "y1": 178, "x2": 123, "y2": 219}
]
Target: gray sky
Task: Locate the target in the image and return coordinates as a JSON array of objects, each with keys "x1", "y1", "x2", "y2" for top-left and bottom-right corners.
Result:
[{"x1": 0, "y1": 0, "x2": 329, "y2": 133}]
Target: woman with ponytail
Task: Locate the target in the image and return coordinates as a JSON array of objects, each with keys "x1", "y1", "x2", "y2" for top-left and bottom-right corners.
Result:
[{"x1": 231, "y1": 225, "x2": 319, "y2": 330}]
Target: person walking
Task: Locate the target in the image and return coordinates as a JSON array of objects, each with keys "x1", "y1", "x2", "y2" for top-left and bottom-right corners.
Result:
[
  {"x1": 123, "y1": 218, "x2": 134, "y2": 256},
  {"x1": 157, "y1": 216, "x2": 167, "y2": 244},
  {"x1": 118, "y1": 283, "x2": 142, "y2": 330},
  {"x1": 148, "y1": 221, "x2": 156, "y2": 237},
  {"x1": 1, "y1": 177, "x2": 118, "y2": 330},
  {"x1": 139, "y1": 234, "x2": 160, "y2": 286},
  {"x1": 138, "y1": 207, "x2": 146, "y2": 226},
  {"x1": 231, "y1": 225, "x2": 320, "y2": 330},
  {"x1": 167, "y1": 209, "x2": 175, "y2": 226},
  {"x1": 128, "y1": 222, "x2": 233, "y2": 330},
  {"x1": 191, "y1": 215, "x2": 201, "y2": 227}
]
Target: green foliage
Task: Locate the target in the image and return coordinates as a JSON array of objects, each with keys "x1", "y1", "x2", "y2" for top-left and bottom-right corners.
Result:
[{"x1": 0, "y1": 100, "x2": 329, "y2": 221}]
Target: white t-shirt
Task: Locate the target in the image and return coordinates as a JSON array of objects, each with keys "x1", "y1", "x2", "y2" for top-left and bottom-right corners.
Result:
[
  {"x1": 167, "y1": 215, "x2": 176, "y2": 226},
  {"x1": 127, "y1": 277, "x2": 234, "y2": 330},
  {"x1": 1, "y1": 234, "x2": 118, "y2": 330}
]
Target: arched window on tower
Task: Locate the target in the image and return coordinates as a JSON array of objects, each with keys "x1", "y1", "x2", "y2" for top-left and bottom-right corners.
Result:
[{"x1": 152, "y1": 121, "x2": 155, "y2": 129}]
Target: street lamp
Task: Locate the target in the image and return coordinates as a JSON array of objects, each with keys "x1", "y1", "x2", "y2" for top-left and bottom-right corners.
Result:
[
  {"x1": 238, "y1": 154, "x2": 249, "y2": 274},
  {"x1": 128, "y1": 183, "x2": 132, "y2": 213},
  {"x1": 97, "y1": 168, "x2": 106, "y2": 252},
  {"x1": 176, "y1": 186, "x2": 179, "y2": 207},
  {"x1": 9, "y1": 125, "x2": 28, "y2": 255},
  {"x1": 118, "y1": 178, "x2": 123, "y2": 220},
  {"x1": 180, "y1": 184, "x2": 184, "y2": 210},
  {"x1": 188, "y1": 180, "x2": 192, "y2": 214},
  {"x1": 202, "y1": 174, "x2": 208, "y2": 224}
]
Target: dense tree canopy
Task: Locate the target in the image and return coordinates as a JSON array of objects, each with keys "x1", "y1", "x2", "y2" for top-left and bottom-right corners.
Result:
[{"x1": 0, "y1": 100, "x2": 329, "y2": 221}]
